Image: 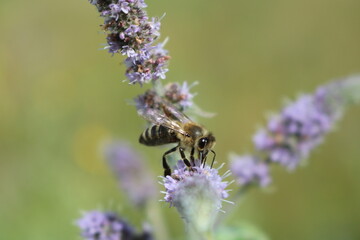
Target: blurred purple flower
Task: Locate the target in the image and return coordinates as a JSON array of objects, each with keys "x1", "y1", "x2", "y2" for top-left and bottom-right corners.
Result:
[
  {"x1": 253, "y1": 77, "x2": 360, "y2": 170},
  {"x1": 230, "y1": 154, "x2": 271, "y2": 187},
  {"x1": 76, "y1": 210, "x2": 154, "y2": 240},
  {"x1": 76, "y1": 211, "x2": 133, "y2": 240},
  {"x1": 104, "y1": 141, "x2": 156, "y2": 207}
]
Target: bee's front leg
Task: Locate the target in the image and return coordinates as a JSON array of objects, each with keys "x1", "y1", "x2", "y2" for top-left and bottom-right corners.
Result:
[
  {"x1": 179, "y1": 147, "x2": 192, "y2": 169},
  {"x1": 210, "y1": 150, "x2": 216, "y2": 168},
  {"x1": 163, "y1": 146, "x2": 178, "y2": 177},
  {"x1": 190, "y1": 147, "x2": 195, "y2": 166}
]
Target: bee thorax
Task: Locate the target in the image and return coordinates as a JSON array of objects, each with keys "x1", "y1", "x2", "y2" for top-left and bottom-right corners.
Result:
[{"x1": 184, "y1": 124, "x2": 205, "y2": 139}]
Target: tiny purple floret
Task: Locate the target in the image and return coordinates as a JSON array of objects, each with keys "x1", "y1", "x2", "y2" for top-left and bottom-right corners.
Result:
[{"x1": 230, "y1": 154, "x2": 271, "y2": 187}]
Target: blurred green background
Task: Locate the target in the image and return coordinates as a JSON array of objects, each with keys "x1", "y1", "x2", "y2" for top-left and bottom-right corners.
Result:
[{"x1": 1, "y1": 0, "x2": 360, "y2": 239}]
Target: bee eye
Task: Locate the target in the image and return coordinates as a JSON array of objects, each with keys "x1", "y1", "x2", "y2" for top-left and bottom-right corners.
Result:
[{"x1": 198, "y1": 137, "x2": 208, "y2": 149}]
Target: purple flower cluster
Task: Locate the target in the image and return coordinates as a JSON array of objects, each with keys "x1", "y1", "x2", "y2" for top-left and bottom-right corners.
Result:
[
  {"x1": 161, "y1": 161, "x2": 231, "y2": 233},
  {"x1": 134, "y1": 81, "x2": 196, "y2": 111},
  {"x1": 76, "y1": 211, "x2": 133, "y2": 240},
  {"x1": 104, "y1": 141, "x2": 156, "y2": 207},
  {"x1": 76, "y1": 210, "x2": 153, "y2": 240},
  {"x1": 134, "y1": 89, "x2": 162, "y2": 111},
  {"x1": 124, "y1": 42, "x2": 170, "y2": 85},
  {"x1": 162, "y1": 161, "x2": 230, "y2": 209},
  {"x1": 163, "y1": 81, "x2": 197, "y2": 110},
  {"x1": 230, "y1": 77, "x2": 360, "y2": 188},
  {"x1": 230, "y1": 154, "x2": 271, "y2": 187},
  {"x1": 90, "y1": 0, "x2": 170, "y2": 85},
  {"x1": 253, "y1": 85, "x2": 343, "y2": 170}
]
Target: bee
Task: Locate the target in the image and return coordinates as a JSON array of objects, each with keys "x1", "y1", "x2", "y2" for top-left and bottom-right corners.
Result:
[{"x1": 138, "y1": 101, "x2": 216, "y2": 176}]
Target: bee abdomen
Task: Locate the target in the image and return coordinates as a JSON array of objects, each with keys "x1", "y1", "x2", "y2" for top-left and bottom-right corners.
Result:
[{"x1": 139, "y1": 125, "x2": 178, "y2": 146}]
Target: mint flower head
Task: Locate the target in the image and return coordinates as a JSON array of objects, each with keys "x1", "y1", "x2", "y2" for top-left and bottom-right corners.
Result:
[
  {"x1": 134, "y1": 81, "x2": 196, "y2": 111},
  {"x1": 134, "y1": 89, "x2": 162, "y2": 111},
  {"x1": 76, "y1": 211, "x2": 133, "y2": 240},
  {"x1": 89, "y1": 0, "x2": 170, "y2": 84},
  {"x1": 163, "y1": 81, "x2": 197, "y2": 110},
  {"x1": 253, "y1": 94, "x2": 334, "y2": 170},
  {"x1": 161, "y1": 161, "x2": 231, "y2": 234},
  {"x1": 76, "y1": 210, "x2": 153, "y2": 240},
  {"x1": 253, "y1": 76, "x2": 360, "y2": 170},
  {"x1": 125, "y1": 42, "x2": 170, "y2": 85}
]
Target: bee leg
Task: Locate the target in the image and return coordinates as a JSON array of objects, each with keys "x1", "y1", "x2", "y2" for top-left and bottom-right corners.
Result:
[
  {"x1": 190, "y1": 147, "x2": 195, "y2": 166},
  {"x1": 179, "y1": 147, "x2": 192, "y2": 168},
  {"x1": 210, "y1": 150, "x2": 216, "y2": 168},
  {"x1": 163, "y1": 146, "x2": 178, "y2": 177}
]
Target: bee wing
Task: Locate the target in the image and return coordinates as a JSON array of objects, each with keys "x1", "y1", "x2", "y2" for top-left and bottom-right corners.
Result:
[
  {"x1": 138, "y1": 104, "x2": 192, "y2": 136},
  {"x1": 161, "y1": 101, "x2": 193, "y2": 124},
  {"x1": 138, "y1": 108, "x2": 188, "y2": 136}
]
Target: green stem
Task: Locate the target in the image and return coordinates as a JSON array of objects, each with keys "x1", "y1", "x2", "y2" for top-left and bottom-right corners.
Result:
[
  {"x1": 186, "y1": 223, "x2": 214, "y2": 240},
  {"x1": 144, "y1": 200, "x2": 169, "y2": 240}
]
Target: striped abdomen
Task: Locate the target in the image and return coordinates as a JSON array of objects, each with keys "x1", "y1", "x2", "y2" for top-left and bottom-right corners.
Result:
[{"x1": 139, "y1": 125, "x2": 179, "y2": 146}]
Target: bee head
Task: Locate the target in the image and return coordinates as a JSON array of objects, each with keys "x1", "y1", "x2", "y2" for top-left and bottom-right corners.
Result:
[{"x1": 197, "y1": 133, "x2": 216, "y2": 151}]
